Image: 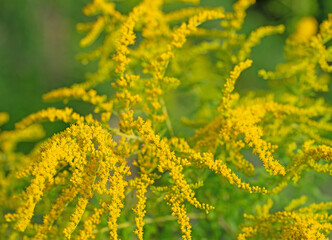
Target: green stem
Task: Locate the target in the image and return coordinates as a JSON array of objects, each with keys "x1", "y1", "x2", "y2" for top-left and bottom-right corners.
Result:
[
  {"x1": 160, "y1": 97, "x2": 174, "y2": 137},
  {"x1": 109, "y1": 128, "x2": 142, "y2": 141}
]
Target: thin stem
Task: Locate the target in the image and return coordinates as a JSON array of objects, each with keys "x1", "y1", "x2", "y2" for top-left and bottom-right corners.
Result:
[
  {"x1": 109, "y1": 128, "x2": 142, "y2": 141},
  {"x1": 160, "y1": 97, "x2": 174, "y2": 137}
]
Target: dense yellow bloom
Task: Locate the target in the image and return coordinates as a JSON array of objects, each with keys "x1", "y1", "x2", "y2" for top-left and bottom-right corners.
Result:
[
  {"x1": 5, "y1": 123, "x2": 130, "y2": 237},
  {"x1": 2, "y1": 0, "x2": 332, "y2": 239},
  {"x1": 133, "y1": 118, "x2": 215, "y2": 211},
  {"x1": 238, "y1": 199, "x2": 332, "y2": 240},
  {"x1": 165, "y1": 191, "x2": 192, "y2": 240},
  {"x1": 195, "y1": 103, "x2": 289, "y2": 176},
  {"x1": 132, "y1": 174, "x2": 154, "y2": 240},
  {"x1": 112, "y1": 1, "x2": 146, "y2": 73}
]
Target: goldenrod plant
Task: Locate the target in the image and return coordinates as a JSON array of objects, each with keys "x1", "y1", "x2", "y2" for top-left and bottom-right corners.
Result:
[{"x1": 1, "y1": 0, "x2": 332, "y2": 239}]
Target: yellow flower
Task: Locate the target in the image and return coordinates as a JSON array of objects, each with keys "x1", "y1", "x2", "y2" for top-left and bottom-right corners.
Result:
[
  {"x1": 292, "y1": 17, "x2": 318, "y2": 42},
  {"x1": 0, "y1": 112, "x2": 9, "y2": 126}
]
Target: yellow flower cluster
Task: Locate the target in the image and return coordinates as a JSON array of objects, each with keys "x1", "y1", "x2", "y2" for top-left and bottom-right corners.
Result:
[
  {"x1": 238, "y1": 199, "x2": 332, "y2": 240},
  {"x1": 171, "y1": 9, "x2": 225, "y2": 48},
  {"x1": 0, "y1": 124, "x2": 45, "y2": 152},
  {"x1": 5, "y1": 122, "x2": 131, "y2": 239},
  {"x1": 1, "y1": 0, "x2": 332, "y2": 239},
  {"x1": 80, "y1": 16, "x2": 105, "y2": 48},
  {"x1": 165, "y1": 7, "x2": 221, "y2": 23},
  {"x1": 219, "y1": 59, "x2": 252, "y2": 113},
  {"x1": 133, "y1": 117, "x2": 215, "y2": 208},
  {"x1": 259, "y1": 15, "x2": 332, "y2": 99},
  {"x1": 15, "y1": 107, "x2": 86, "y2": 129},
  {"x1": 77, "y1": 203, "x2": 107, "y2": 240},
  {"x1": 194, "y1": 102, "x2": 287, "y2": 176},
  {"x1": 224, "y1": 0, "x2": 255, "y2": 30},
  {"x1": 0, "y1": 112, "x2": 9, "y2": 126},
  {"x1": 235, "y1": 25, "x2": 285, "y2": 62},
  {"x1": 43, "y1": 88, "x2": 113, "y2": 123},
  {"x1": 112, "y1": 1, "x2": 146, "y2": 74},
  {"x1": 131, "y1": 174, "x2": 154, "y2": 240},
  {"x1": 82, "y1": 0, "x2": 124, "y2": 20},
  {"x1": 168, "y1": 137, "x2": 266, "y2": 193}
]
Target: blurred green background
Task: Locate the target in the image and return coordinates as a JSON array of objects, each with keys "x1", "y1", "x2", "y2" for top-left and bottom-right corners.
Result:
[{"x1": 0, "y1": 0, "x2": 331, "y2": 129}]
